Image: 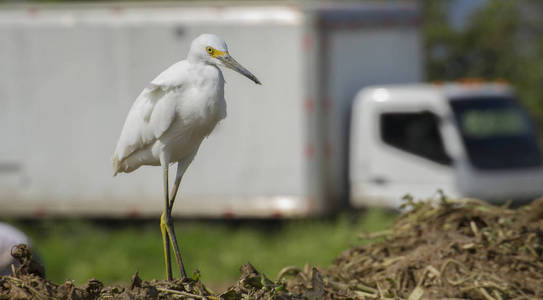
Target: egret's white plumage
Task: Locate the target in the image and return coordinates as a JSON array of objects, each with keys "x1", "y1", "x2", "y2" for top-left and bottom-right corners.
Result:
[
  {"x1": 113, "y1": 34, "x2": 230, "y2": 174},
  {"x1": 112, "y1": 33, "x2": 260, "y2": 280}
]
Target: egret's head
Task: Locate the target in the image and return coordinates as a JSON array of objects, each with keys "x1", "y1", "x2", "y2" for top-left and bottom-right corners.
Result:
[{"x1": 188, "y1": 33, "x2": 261, "y2": 85}]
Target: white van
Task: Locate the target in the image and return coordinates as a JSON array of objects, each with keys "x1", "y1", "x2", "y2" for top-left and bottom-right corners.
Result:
[{"x1": 350, "y1": 82, "x2": 543, "y2": 207}]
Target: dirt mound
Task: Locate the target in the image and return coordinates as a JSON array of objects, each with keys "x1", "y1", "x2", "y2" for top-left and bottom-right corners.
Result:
[
  {"x1": 1, "y1": 197, "x2": 542, "y2": 299},
  {"x1": 282, "y1": 196, "x2": 543, "y2": 299}
]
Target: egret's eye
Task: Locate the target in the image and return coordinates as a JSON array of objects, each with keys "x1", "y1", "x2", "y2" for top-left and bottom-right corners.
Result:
[{"x1": 206, "y1": 46, "x2": 214, "y2": 54}]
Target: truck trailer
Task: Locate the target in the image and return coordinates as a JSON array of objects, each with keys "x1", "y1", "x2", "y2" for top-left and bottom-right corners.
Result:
[{"x1": 0, "y1": 1, "x2": 422, "y2": 217}]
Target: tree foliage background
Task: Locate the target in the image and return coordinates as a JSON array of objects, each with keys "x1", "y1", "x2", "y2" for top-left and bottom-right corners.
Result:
[{"x1": 423, "y1": 0, "x2": 543, "y2": 137}]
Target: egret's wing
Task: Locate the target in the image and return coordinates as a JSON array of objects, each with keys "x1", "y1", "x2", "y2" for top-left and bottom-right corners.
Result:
[{"x1": 113, "y1": 60, "x2": 190, "y2": 171}]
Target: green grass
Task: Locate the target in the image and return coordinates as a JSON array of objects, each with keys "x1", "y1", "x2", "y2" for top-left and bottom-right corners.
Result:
[{"x1": 4, "y1": 209, "x2": 396, "y2": 289}]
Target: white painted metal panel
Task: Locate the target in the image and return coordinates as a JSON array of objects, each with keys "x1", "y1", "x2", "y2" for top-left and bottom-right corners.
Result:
[
  {"x1": 0, "y1": 5, "x2": 308, "y2": 217},
  {"x1": 326, "y1": 28, "x2": 423, "y2": 204}
]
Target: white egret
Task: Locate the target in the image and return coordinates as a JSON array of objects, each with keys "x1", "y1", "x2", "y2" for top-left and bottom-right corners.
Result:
[{"x1": 112, "y1": 33, "x2": 260, "y2": 280}]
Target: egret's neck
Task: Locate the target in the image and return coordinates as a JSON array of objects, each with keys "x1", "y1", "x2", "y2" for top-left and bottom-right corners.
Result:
[
  {"x1": 188, "y1": 58, "x2": 218, "y2": 72},
  {"x1": 187, "y1": 54, "x2": 200, "y2": 64},
  {"x1": 187, "y1": 50, "x2": 211, "y2": 65}
]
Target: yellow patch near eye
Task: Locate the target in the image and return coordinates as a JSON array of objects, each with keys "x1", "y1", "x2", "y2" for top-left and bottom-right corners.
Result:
[{"x1": 207, "y1": 46, "x2": 227, "y2": 58}]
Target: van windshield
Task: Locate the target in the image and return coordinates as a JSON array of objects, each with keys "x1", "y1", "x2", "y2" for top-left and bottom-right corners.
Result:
[{"x1": 449, "y1": 96, "x2": 542, "y2": 170}]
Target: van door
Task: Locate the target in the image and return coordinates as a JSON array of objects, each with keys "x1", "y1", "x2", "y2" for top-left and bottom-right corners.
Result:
[{"x1": 357, "y1": 109, "x2": 458, "y2": 207}]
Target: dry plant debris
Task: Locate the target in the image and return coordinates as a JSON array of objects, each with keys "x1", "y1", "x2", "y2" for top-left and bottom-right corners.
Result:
[
  {"x1": 1, "y1": 196, "x2": 542, "y2": 299},
  {"x1": 283, "y1": 196, "x2": 543, "y2": 299}
]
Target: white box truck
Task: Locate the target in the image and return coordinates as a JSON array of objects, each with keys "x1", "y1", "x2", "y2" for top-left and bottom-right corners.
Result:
[
  {"x1": 0, "y1": 1, "x2": 438, "y2": 218},
  {"x1": 350, "y1": 82, "x2": 543, "y2": 207},
  {"x1": 1, "y1": 3, "x2": 541, "y2": 218}
]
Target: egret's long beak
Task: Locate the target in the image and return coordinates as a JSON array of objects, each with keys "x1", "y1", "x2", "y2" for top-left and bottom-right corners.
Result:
[{"x1": 218, "y1": 54, "x2": 261, "y2": 85}]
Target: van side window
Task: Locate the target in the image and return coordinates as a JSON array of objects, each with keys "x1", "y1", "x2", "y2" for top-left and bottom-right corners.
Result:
[{"x1": 380, "y1": 112, "x2": 452, "y2": 165}]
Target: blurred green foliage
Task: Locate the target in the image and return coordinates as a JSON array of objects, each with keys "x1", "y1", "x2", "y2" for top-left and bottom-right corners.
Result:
[
  {"x1": 8, "y1": 209, "x2": 395, "y2": 290},
  {"x1": 423, "y1": 0, "x2": 543, "y2": 136}
]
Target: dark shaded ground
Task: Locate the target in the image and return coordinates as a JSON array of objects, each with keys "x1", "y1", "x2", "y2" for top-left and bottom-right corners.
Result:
[{"x1": 1, "y1": 197, "x2": 542, "y2": 299}]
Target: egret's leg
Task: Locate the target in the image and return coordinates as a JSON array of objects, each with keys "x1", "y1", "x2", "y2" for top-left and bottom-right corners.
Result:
[
  {"x1": 168, "y1": 156, "x2": 193, "y2": 209},
  {"x1": 164, "y1": 160, "x2": 193, "y2": 279},
  {"x1": 165, "y1": 217, "x2": 187, "y2": 279},
  {"x1": 168, "y1": 164, "x2": 184, "y2": 210},
  {"x1": 161, "y1": 164, "x2": 173, "y2": 281}
]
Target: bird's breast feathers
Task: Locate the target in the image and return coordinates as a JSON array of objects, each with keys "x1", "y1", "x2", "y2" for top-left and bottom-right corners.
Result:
[
  {"x1": 172, "y1": 63, "x2": 226, "y2": 125},
  {"x1": 113, "y1": 60, "x2": 226, "y2": 173}
]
